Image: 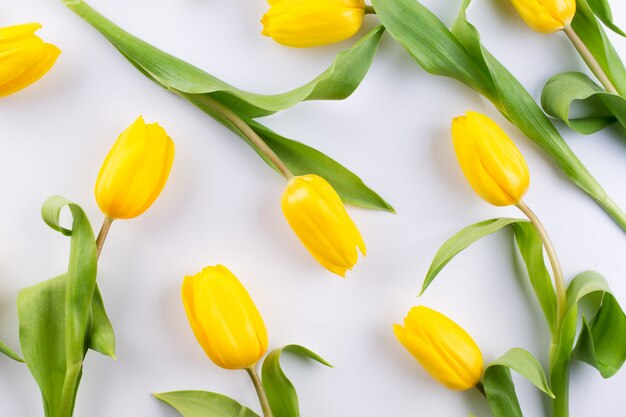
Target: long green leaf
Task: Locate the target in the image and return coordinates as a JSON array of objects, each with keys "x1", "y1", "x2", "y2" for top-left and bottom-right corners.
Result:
[
  {"x1": 371, "y1": 0, "x2": 626, "y2": 231},
  {"x1": 17, "y1": 197, "x2": 114, "y2": 417},
  {"x1": 155, "y1": 391, "x2": 260, "y2": 417},
  {"x1": 61, "y1": 0, "x2": 393, "y2": 212},
  {"x1": 587, "y1": 0, "x2": 626, "y2": 36},
  {"x1": 511, "y1": 222, "x2": 557, "y2": 335},
  {"x1": 571, "y1": 0, "x2": 626, "y2": 95},
  {"x1": 261, "y1": 345, "x2": 331, "y2": 417},
  {"x1": 421, "y1": 218, "x2": 527, "y2": 294},
  {"x1": 483, "y1": 348, "x2": 554, "y2": 417}
]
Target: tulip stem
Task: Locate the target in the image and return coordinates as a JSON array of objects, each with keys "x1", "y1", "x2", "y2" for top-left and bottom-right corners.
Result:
[
  {"x1": 563, "y1": 25, "x2": 619, "y2": 95},
  {"x1": 246, "y1": 366, "x2": 274, "y2": 417},
  {"x1": 185, "y1": 93, "x2": 293, "y2": 180},
  {"x1": 516, "y1": 202, "x2": 566, "y2": 328},
  {"x1": 96, "y1": 217, "x2": 114, "y2": 260},
  {"x1": 365, "y1": 5, "x2": 376, "y2": 14}
]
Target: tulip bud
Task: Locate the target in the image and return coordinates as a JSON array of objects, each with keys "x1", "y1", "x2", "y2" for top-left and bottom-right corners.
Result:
[
  {"x1": 452, "y1": 112, "x2": 530, "y2": 207},
  {"x1": 510, "y1": 0, "x2": 576, "y2": 33},
  {"x1": 282, "y1": 174, "x2": 366, "y2": 277},
  {"x1": 261, "y1": 0, "x2": 365, "y2": 48},
  {"x1": 394, "y1": 306, "x2": 484, "y2": 391},
  {"x1": 95, "y1": 116, "x2": 175, "y2": 219},
  {"x1": 182, "y1": 265, "x2": 268, "y2": 370},
  {"x1": 0, "y1": 23, "x2": 60, "y2": 97}
]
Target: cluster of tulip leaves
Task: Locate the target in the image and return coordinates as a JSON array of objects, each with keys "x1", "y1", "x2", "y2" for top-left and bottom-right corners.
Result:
[
  {"x1": 61, "y1": 0, "x2": 392, "y2": 213},
  {"x1": 542, "y1": 0, "x2": 626, "y2": 134},
  {"x1": 372, "y1": 0, "x2": 626, "y2": 233},
  {"x1": 421, "y1": 218, "x2": 626, "y2": 417},
  {"x1": 156, "y1": 345, "x2": 332, "y2": 417},
  {"x1": 2, "y1": 197, "x2": 115, "y2": 417}
]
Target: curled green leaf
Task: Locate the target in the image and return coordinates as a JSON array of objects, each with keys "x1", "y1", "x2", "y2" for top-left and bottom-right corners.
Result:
[
  {"x1": 483, "y1": 348, "x2": 554, "y2": 417},
  {"x1": 261, "y1": 344, "x2": 331, "y2": 417}
]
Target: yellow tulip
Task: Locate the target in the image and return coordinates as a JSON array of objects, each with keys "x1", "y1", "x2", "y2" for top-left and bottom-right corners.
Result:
[
  {"x1": 95, "y1": 116, "x2": 175, "y2": 219},
  {"x1": 394, "y1": 306, "x2": 484, "y2": 391},
  {"x1": 0, "y1": 23, "x2": 60, "y2": 97},
  {"x1": 282, "y1": 174, "x2": 365, "y2": 277},
  {"x1": 182, "y1": 265, "x2": 268, "y2": 370},
  {"x1": 510, "y1": 0, "x2": 576, "y2": 33},
  {"x1": 452, "y1": 112, "x2": 530, "y2": 207},
  {"x1": 261, "y1": 0, "x2": 365, "y2": 48}
]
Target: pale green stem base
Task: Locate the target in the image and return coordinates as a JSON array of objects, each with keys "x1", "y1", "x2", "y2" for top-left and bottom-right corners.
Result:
[{"x1": 246, "y1": 367, "x2": 274, "y2": 417}]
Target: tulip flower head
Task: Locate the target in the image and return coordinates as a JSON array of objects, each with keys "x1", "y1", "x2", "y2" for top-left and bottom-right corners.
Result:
[
  {"x1": 0, "y1": 23, "x2": 60, "y2": 97},
  {"x1": 394, "y1": 306, "x2": 484, "y2": 391},
  {"x1": 452, "y1": 112, "x2": 530, "y2": 207},
  {"x1": 510, "y1": 0, "x2": 576, "y2": 33},
  {"x1": 182, "y1": 265, "x2": 268, "y2": 370},
  {"x1": 95, "y1": 116, "x2": 175, "y2": 220},
  {"x1": 261, "y1": 0, "x2": 366, "y2": 48},
  {"x1": 282, "y1": 174, "x2": 366, "y2": 277}
]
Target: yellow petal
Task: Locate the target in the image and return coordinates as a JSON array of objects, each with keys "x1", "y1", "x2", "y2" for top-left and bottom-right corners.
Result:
[
  {"x1": 95, "y1": 116, "x2": 175, "y2": 219},
  {"x1": 181, "y1": 266, "x2": 268, "y2": 370},
  {"x1": 0, "y1": 23, "x2": 60, "y2": 97},
  {"x1": 394, "y1": 306, "x2": 484, "y2": 391},
  {"x1": 510, "y1": 0, "x2": 576, "y2": 33},
  {"x1": 282, "y1": 174, "x2": 365, "y2": 276},
  {"x1": 452, "y1": 112, "x2": 529, "y2": 207},
  {"x1": 261, "y1": 0, "x2": 365, "y2": 48}
]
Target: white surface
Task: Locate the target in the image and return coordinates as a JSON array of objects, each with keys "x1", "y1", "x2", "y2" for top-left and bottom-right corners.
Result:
[{"x1": 1, "y1": 0, "x2": 626, "y2": 416}]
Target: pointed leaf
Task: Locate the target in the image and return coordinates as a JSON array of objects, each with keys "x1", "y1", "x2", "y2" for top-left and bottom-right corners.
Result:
[
  {"x1": 511, "y1": 222, "x2": 557, "y2": 335},
  {"x1": 155, "y1": 391, "x2": 260, "y2": 417},
  {"x1": 483, "y1": 348, "x2": 554, "y2": 417},
  {"x1": 261, "y1": 345, "x2": 331, "y2": 417},
  {"x1": 421, "y1": 218, "x2": 527, "y2": 294},
  {"x1": 586, "y1": 0, "x2": 626, "y2": 37}
]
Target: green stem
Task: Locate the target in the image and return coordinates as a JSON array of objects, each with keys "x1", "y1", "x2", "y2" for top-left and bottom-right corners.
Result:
[
  {"x1": 564, "y1": 25, "x2": 618, "y2": 95},
  {"x1": 365, "y1": 5, "x2": 376, "y2": 14},
  {"x1": 550, "y1": 358, "x2": 570, "y2": 417},
  {"x1": 245, "y1": 367, "x2": 274, "y2": 417},
  {"x1": 517, "y1": 202, "x2": 567, "y2": 328},
  {"x1": 95, "y1": 217, "x2": 114, "y2": 260},
  {"x1": 183, "y1": 93, "x2": 293, "y2": 179}
]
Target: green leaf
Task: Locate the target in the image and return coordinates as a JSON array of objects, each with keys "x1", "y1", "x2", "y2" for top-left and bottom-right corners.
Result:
[
  {"x1": 371, "y1": 0, "x2": 626, "y2": 231},
  {"x1": 572, "y1": 293, "x2": 626, "y2": 378},
  {"x1": 62, "y1": 0, "x2": 393, "y2": 212},
  {"x1": 261, "y1": 344, "x2": 331, "y2": 417},
  {"x1": 571, "y1": 0, "x2": 626, "y2": 95},
  {"x1": 0, "y1": 341, "x2": 24, "y2": 362},
  {"x1": 483, "y1": 348, "x2": 554, "y2": 417},
  {"x1": 541, "y1": 72, "x2": 623, "y2": 134},
  {"x1": 421, "y1": 218, "x2": 527, "y2": 295},
  {"x1": 155, "y1": 391, "x2": 260, "y2": 417},
  {"x1": 17, "y1": 197, "x2": 114, "y2": 417},
  {"x1": 586, "y1": 0, "x2": 626, "y2": 37},
  {"x1": 510, "y1": 222, "x2": 557, "y2": 335}
]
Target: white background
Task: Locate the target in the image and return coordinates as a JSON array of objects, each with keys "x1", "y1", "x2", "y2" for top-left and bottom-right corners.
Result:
[{"x1": 1, "y1": 0, "x2": 626, "y2": 416}]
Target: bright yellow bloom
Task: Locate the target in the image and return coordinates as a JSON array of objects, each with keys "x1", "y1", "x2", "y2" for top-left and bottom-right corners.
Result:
[
  {"x1": 261, "y1": 0, "x2": 365, "y2": 48},
  {"x1": 394, "y1": 306, "x2": 484, "y2": 391},
  {"x1": 452, "y1": 112, "x2": 530, "y2": 207},
  {"x1": 0, "y1": 23, "x2": 60, "y2": 97},
  {"x1": 182, "y1": 265, "x2": 268, "y2": 370},
  {"x1": 95, "y1": 116, "x2": 175, "y2": 219},
  {"x1": 282, "y1": 174, "x2": 365, "y2": 277},
  {"x1": 510, "y1": 0, "x2": 576, "y2": 33}
]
